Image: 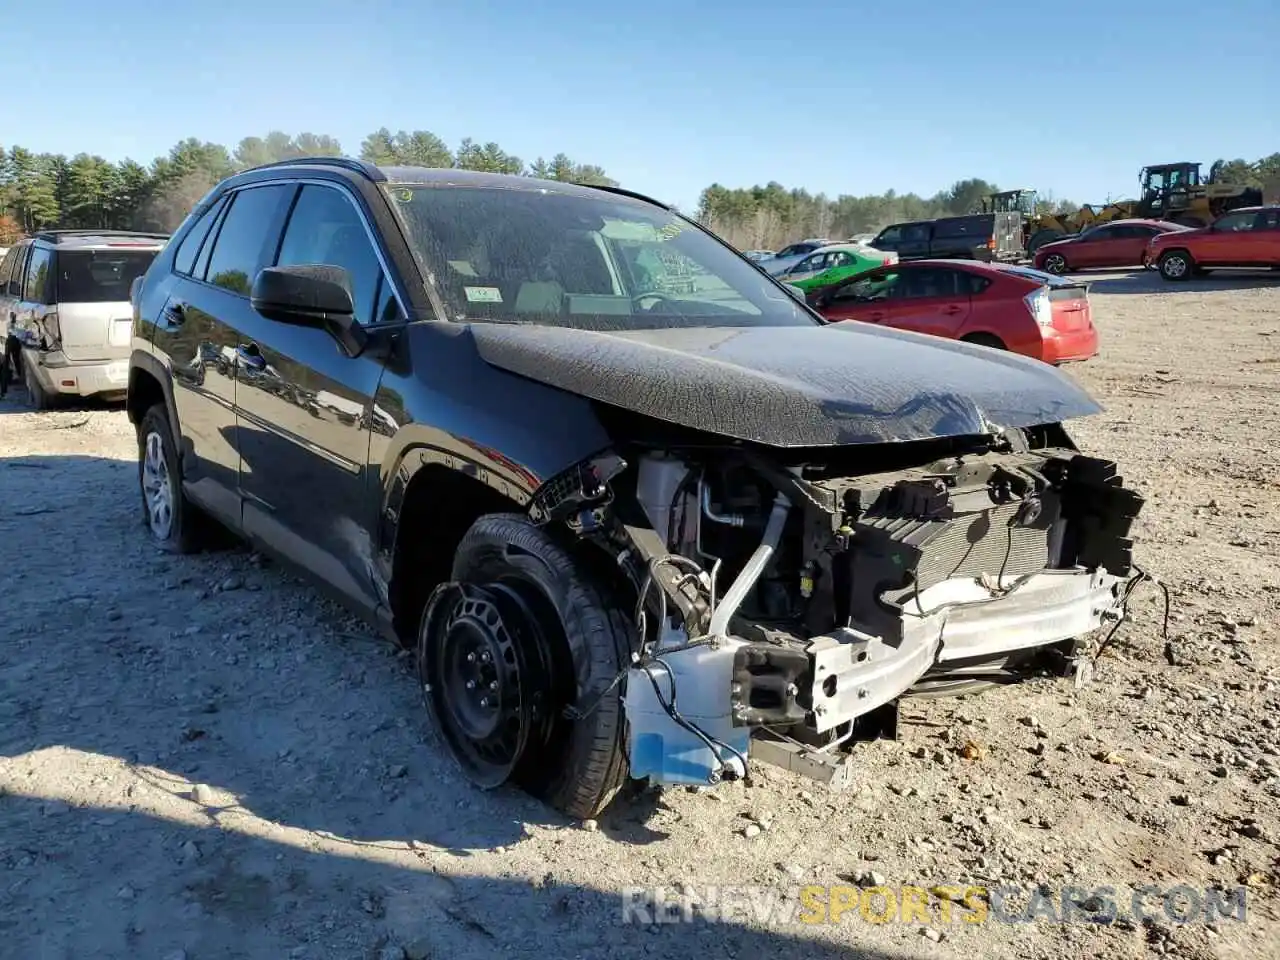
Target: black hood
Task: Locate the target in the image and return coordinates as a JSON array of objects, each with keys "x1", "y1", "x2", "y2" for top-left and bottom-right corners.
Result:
[{"x1": 469, "y1": 322, "x2": 1102, "y2": 447}]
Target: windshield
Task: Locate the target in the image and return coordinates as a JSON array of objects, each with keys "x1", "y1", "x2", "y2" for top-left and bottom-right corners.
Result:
[
  {"x1": 383, "y1": 183, "x2": 817, "y2": 330},
  {"x1": 56, "y1": 249, "x2": 158, "y2": 303}
]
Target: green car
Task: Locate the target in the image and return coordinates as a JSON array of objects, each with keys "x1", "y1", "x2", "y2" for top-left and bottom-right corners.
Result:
[{"x1": 775, "y1": 243, "x2": 898, "y2": 292}]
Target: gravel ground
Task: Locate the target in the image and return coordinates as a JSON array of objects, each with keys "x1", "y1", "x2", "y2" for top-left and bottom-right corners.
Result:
[{"x1": 2, "y1": 268, "x2": 1278, "y2": 960}]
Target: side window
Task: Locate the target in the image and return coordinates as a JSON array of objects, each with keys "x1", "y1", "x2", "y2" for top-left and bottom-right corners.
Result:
[
  {"x1": 902, "y1": 224, "x2": 931, "y2": 243},
  {"x1": 373, "y1": 275, "x2": 402, "y2": 324},
  {"x1": 0, "y1": 247, "x2": 16, "y2": 288},
  {"x1": 875, "y1": 227, "x2": 902, "y2": 246},
  {"x1": 202, "y1": 184, "x2": 292, "y2": 295},
  {"x1": 24, "y1": 247, "x2": 53, "y2": 303},
  {"x1": 795, "y1": 253, "x2": 826, "y2": 273},
  {"x1": 1212, "y1": 212, "x2": 1255, "y2": 233},
  {"x1": 173, "y1": 197, "x2": 228, "y2": 276},
  {"x1": 1262, "y1": 210, "x2": 1280, "y2": 231},
  {"x1": 274, "y1": 185, "x2": 384, "y2": 324},
  {"x1": 828, "y1": 252, "x2": 855, "y2": 268},
  {"x1": 834, "y1": 270, "x2": 899, "y2": 302},
  {"x1": 962, "y1": 271, "x2": 992, "y2": 295},
  {"x1": 6, "y1": 244, "x2": 30, "y2": 297},
  {"x1": 901, "y1": 268, "x2": 959, "y2": 300}
]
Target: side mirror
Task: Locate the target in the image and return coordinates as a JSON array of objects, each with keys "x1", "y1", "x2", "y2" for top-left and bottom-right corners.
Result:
[{"x1": 251, "y1": 264, "x2": 366, "y2": 356}]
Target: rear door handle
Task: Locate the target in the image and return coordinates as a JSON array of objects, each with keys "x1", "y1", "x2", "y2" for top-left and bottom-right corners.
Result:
[
  {"x1": 943, "y1": 306, "x2": 964, "y2": 315},
  {"x1": 161, "y1": 303, "x2": 185, "y2": 326}
]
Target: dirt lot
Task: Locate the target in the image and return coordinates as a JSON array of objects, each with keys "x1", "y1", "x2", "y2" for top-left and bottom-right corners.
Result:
[{"x1": 2, "y1": 269, "x2": 1278, "y2": 960}]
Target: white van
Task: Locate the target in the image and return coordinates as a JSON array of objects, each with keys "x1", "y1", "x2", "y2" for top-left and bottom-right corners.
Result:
[{"x1": 0, "y1": 230, "x2": 167, "y2": 407}]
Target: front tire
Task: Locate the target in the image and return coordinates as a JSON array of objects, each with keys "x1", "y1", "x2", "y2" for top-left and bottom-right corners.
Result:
[
  {"x1": 1041, "y1": 252, "x2": 1069, "y2": 275},
  {"x1": 137, "y1": 404, "x2": 206, "y2": 553},
  {"x1": 417, "y1": 514, "x2": 632, "y2": 819},
  {"x1": 1158, "y1": 249, "x2": 1193, "y2": 281}
]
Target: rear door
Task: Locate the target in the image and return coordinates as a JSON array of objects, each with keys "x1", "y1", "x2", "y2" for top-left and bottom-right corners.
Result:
[
  {"x1": 234, "y1": 181, "x2": 398, "y2": 611},
  {"x1": 1196, "y1": 211, "x2": 1257, "y2": 265},
  {"x1": 897, "y1": 222, "x2": 932, "y2": 260},
  {"x1": 151, "y1": 183, "x2": 294, "y2": 525},
  {"x1": 929, "y1": 216, "x2": 992, "y2": 259},
  {"x1": 1116, "y1": 224, "x2": 1164, "y2": 265},
  {"x1": 888, "y1": 266, "x2": 971, "y2": 339}
]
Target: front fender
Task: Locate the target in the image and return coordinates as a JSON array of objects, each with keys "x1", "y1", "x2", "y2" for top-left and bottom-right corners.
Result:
[{"x1": 369, "y1": 322, "x2": 614, "y2": 578}]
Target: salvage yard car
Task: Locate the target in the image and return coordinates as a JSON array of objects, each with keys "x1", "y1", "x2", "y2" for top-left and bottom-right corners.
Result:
[
  {"x1": 128, "y1": 158, "x2": 1144, "y2": 819},
  {"x1": 806, "y1": 259, "x2": 1099, "y2": 364},
  {"x1": 1033, "y1": 219, "x2": 1188, "y2": 274},
  {"x1": 0, "y1": 230, "x2": 168, "y2": 408},
  {"x1": 1145, "y1": 205, "x2": 1280, "y2": 280},
  {"x1": 771, "y1": 242, "x2": 897, "y2": 292}
]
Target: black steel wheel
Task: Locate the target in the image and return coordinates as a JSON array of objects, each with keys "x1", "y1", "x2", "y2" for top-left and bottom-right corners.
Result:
[
  {"x1": 417, "y1": 513, "x2": 632, "y2": 819},
  {"x1": 418, "y1": 580, "x2": 559, "y2": 789}
]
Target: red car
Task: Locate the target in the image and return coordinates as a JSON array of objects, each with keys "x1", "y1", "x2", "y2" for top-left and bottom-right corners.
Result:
[
  {"x1": 806, "y1": 259, "x2": 1097, "y2": 365},
  {"x1": 1145, "y1": 206, "x2": 1280, "y2": 281},
  {"x1": 1034, "y1": 219, "x2": 1188, "y2": 274}
]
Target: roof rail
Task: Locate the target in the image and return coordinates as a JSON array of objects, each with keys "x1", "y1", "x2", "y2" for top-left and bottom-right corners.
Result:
[
  {"x1": 243, "y1": 156, "x2": 386, "y2": 182},
  {"x1": 32, "y1": 229, "x2": 171, "y2": 242}
]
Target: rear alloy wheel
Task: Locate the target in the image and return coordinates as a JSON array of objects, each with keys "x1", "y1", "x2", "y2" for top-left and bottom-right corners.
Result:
[
  {"x1": 137, "y1": 404, "x2": 208, "y2": 553},
  {"x1": 418, "y1": 514, "x2": 631, "y2": 819},
  {"x1": 1158, "y1": 250, "x2": 1193, "y2": 282},
  {"x1": 1042, "y1": 252, "x2": 1068, "y2": 275}
]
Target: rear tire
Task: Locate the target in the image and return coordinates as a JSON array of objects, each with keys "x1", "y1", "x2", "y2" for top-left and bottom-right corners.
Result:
[
  {"x1": 961, "y1": 333, "x2": 1007, "y2": 350},
  {"x1": 1158, "y1": 249, "x2": 1193, "y2": 281},
  {"x1": 24, "y1": 362, "x2": 51, "y2": 411},
  {"x1": 137, "y1": 404, "x2": 207, "y2": 553},
  {"x1": 418, "y1": 514, "x2": 632, "y2": 819}
]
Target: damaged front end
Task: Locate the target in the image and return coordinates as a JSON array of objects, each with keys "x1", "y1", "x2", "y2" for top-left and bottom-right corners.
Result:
[{"x1": 535, "y1": 423, "x2": 1143, "y2": 791}]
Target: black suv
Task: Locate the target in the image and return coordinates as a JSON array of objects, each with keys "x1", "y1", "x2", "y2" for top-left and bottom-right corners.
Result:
[{"x1": 129, "y1": 158, "x2": 1143, "y2": 819}]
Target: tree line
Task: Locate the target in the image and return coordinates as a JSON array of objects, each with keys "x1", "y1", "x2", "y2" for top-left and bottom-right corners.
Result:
[
  {"x1": 0, "y1": 129, "x2": 617, "y2": 242},
  {"x1": 695, "y1": 152, "x2": 1280, "y2": 250}
]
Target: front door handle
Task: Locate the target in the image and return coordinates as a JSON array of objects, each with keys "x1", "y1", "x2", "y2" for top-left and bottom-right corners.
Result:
[
  {"x1": 942, "y1": 306, "x2": 964, "y2": 315},
  {"x1": 236, "y1": 344, "x2": 266, "y2": 371}
]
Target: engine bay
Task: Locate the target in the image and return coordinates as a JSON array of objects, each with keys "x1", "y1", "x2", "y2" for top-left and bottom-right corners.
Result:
[{"x1": 531, "y1": 423, "x2": 1145, "y2": 788}]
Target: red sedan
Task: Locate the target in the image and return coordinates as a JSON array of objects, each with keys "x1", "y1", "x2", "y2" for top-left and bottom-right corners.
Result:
[
  {"x1": 1033, "y1": 219, "x2": 1188, "y2": 274},
  {"x1": 806, "y1": 259, "x2": 1097, "y2": 365}
]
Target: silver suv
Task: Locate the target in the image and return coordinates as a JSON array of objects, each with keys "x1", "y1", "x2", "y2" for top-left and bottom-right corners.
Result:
[{"x1": 0, "y1": 230, "x2": 167, "y2": 407}]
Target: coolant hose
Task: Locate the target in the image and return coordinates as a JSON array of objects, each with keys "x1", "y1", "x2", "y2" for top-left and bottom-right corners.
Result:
[{"x1": 707, "y1": 492, "x2": 791, "y2": 639}]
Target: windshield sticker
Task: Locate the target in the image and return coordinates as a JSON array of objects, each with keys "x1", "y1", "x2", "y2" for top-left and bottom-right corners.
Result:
[
  {"x1": 393, "y1": 188, "x2": 413, "y2": 202},
  {"x1": 657, "y1": 222, "x2": 685, "y2": 241},
  {"x1": 464, "y1": 286, "x2": 504, "y2": 304}
]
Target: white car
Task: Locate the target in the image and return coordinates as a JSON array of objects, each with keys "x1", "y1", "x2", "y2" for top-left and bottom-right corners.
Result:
[{"x1": 0, "y1": 230, "x2": 168, "y2": 407}]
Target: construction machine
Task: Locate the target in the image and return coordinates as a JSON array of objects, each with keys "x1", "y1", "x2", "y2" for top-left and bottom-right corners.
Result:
[
  {"x1": 982, "y1": 189, "x2": 1132, "y2": 255},
  {"x1": 1134, "y1": 162, "x2": 1262, "y2": 227}
]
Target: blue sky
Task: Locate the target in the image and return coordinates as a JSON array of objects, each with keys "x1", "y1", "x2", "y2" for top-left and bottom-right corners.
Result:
[{"x1": 6, "y1": 0, "x2": 1278, "y2": 211}]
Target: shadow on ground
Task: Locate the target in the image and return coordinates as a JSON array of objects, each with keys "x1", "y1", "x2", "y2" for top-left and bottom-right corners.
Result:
[{"x1": 0, "y1": 791, "x2": 911, "y2": 960}]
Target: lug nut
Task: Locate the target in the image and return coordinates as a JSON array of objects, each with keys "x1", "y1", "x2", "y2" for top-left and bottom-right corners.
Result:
[
  {"x1": 480, "y1": 697, "x2": 491, "y2": 708},
  {"x1": 489, "y1": 680, "x2": 499, "y2": 691},
  {"x1": 480, "y1": 651, "x2": 492, "y2": 664},
  {"x1": 465, "y1": 680, "x2": 476, "y2": 690},
  {"x1": 466, "y1": 652, "x2": 476, "y2": 663}
]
